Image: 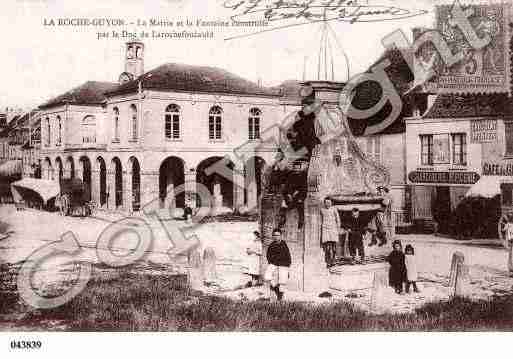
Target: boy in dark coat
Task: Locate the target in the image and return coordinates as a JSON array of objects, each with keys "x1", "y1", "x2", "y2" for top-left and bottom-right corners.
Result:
[
  {"x1": 347, "y1": 208, "x2": 365, "y2": 263},
  {"x1": 264, "y1": 228, "x2": 292, "y2": 300},
  {"x1": 387, "y1": 240, "x2": 407, "y2": 294}
]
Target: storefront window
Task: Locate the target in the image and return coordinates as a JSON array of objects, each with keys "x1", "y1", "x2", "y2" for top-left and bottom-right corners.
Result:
[
  {"x1": 505, "y1": 122, "x2": 513, "y2": 157},
  {"x1": 420, "y1": 134, "x2": 433, "y2": 165},
  {"x1": 501, "y1": 183, "x2": 513, "y2": 206},
  {"x1": 451, "y1": 133, "x2": 467, "y2": 165}
]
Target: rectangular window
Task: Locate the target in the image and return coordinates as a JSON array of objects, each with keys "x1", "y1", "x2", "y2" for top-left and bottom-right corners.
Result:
[
  {"x1": 46, "y1": 120, "x2": 51, "y2": 147},
  {"x1": 114, "y1": 117, "x2": 119, "y2": 141},
  {"x1": 451, "y1": 133, "x2": 467, "y2": 165},
  {"x1": 248, "y1": 118, "x2": 260, "y2": 140},
  {"x1": 365, "y1": 136, "x2": 381, "y2": 162},
  {"x1": 420, "y1": 134, "x2": 433, "y2": 166},
  {"x1": 209, "y1": 116, "x2": 222, "y2": 140},
  {"x1": 166, "y1": 114, "x2": 180, "y2": 139},
  {"x1": 172, "y1": 114, "x2": 180, "y2": 139},
  {"x1": 132, "y1": 116, "x2": 138, "y2": 140},
  {"x1": 209, "y1": 117, "x2": 215, "y2": 139},
  {"x1": 215, "y1": 118, "x2": 221, "y2": 139},
  {"x1": 506, "y1": 122, "x2": 513, "y2": 157},
  {"x1": 165, "y1": 114, "x2": 172, "y2": 138}
]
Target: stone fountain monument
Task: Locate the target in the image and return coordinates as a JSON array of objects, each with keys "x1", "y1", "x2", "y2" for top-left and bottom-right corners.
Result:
[{"x1": 259, "y1": 22, "x2": 391, "y2": 294}]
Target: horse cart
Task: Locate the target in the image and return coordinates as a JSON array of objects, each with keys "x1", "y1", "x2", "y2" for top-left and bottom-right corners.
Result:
[{"x1": 58, "y1": 179, "x2": 94, "y2": 217}]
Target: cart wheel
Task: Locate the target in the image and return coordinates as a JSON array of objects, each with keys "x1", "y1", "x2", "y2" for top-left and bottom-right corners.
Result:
[{"x1": 498, "y1": 213, "x2": 510, "y2": 249}]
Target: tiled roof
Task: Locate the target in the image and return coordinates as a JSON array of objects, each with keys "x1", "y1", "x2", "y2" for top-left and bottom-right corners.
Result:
[
  {"x1": 422, "y1": 93, "x2": 513, "y2": 119},
  {"x1": 106, "y1": 63, "x2": 281, "y2": 97},
  {"x1": 39, "y1": 81, "x2": 118, "y2": 109}
]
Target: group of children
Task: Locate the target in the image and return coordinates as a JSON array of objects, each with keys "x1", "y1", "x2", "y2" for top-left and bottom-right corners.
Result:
[
  {"x1": 245, "y1": 230, "x2": 420, "y2": 299},
  {"x1": 387, "y1": 240, "x2": 419, "y2": 294},
  {"x1": 245, "y1": 228, "x2": 291, "y2": 301}
]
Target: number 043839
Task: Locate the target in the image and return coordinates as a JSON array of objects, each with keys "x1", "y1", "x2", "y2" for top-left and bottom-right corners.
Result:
[{"x1": 10, "y1": 340, "x2": 42, "y2": 350}]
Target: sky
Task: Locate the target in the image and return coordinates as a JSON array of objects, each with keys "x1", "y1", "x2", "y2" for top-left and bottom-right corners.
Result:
[{"x1": 0, "y1": 0, "x2": 461, "y2": 110}]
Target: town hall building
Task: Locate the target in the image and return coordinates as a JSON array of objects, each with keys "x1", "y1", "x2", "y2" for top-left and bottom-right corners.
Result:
[{"x1": 38, "y1": 40, "x2": 300, "y2": 214}]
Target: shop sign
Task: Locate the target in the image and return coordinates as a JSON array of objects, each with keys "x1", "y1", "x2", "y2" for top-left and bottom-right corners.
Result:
[
  {"x1": 483, "y1": 162, "x2": 513, "y2": 176},
  {"x1": 408, "y1": 171, "x2": 480, "y2": 184},
  {"x1": 471, "y1": 120, "x2": 497, "y2": 143}
]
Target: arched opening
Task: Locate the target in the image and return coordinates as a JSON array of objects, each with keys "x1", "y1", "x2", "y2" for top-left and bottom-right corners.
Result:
[
  {"x1": 130, "y1": 104, "x2": 138, "y2": 141},
  {"x1": 129, "y1": 157, "x2": 141, "y2": 212},
  {"x1": 112, "y1": 157, "x2": 123, "y2": 208},
  {"x1": 55, "y1": 157, "x2": 63, "y2": 181},
  {"x1": 159, "y1": 156, "x2": 185, "y2": 209},
  {"x1": 65, "y1": 156, "x2": 75, "y2": 179},
  {"x1": 244, "y1": 156, "x2": 266, "y2": 209},
  {"x1": 43, "y1": 157, "x2": 53, "y2": 180},
  {"x1": 97, "y1": 157, "x2": 107, "y2": 207},
  {"x1": 57, "y1": 116, "x2": 62, "y2": 145},
  {"x1": 196, "y1": 156, "x2": 234, "y2": 209},
  {"x1": 113, "y1": 107, "x2": 120, "y2": 141},
  {"x1": 79, "y1": 156, "x2": 92, "y2": 201}
]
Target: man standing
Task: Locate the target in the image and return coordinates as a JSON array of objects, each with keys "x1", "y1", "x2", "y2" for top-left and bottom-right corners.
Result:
[
  {"x1": 348, "y1": 208, "x2": 365, "y2": 264},
  {"x1": 264, "y1": 228, "x2": 291, "y2": 300}
]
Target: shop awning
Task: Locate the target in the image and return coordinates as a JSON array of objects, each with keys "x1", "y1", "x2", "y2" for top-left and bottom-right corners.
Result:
[
  {"x1": 465, "y1": 176, "x2": 513, "y2": 199},
  {"x1": 11, "y1": 178, "x2": 60, "y2": 204},
  {"x1": 0, "y1": 160, "x2": 22, "y2": 177}
]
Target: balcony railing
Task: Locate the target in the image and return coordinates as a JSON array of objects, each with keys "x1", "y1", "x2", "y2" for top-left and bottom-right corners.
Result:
[{"x1": 63, "y1": 143, "x2": 107, "y2": 150}]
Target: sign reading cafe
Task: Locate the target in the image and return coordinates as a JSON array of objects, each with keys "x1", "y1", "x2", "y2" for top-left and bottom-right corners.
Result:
[{"x1": 483, "y1": 163, "x2": 513, "y2": 176}]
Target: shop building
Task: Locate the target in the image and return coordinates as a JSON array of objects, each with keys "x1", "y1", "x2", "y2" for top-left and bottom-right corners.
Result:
[{"x1": 406, "y1": 93, "x2": 513, "y2": 228}]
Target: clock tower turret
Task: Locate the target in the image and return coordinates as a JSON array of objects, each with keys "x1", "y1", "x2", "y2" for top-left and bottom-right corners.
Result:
[{"x1": 119, "y1": 40, "x2": 145, "y2": 84}]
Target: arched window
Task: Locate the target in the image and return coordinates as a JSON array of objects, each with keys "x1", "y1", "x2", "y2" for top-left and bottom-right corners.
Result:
[
  {"x1": 209, "y1": 106, "x2": 222, "y2": 140},
  {"x1": 130, "y1": 104, "x2": 138, "y2": 140},
  {"x1": 57, "y1": 116, "x2": 62, "y2": 145},
  {"x1": 165, "y1": 104, "x2": 180, "y2": 139},
  {"x1": 45, "y1": 117, "x2": 50, "y2": 147},
  {"x1": 248, "y1": 108, "x2": 261, "y2": 140},
  {"x1": 82, "y1": 115, "x2": 96, "y2": 144},
  {"x1": 113, "y1": 107, "x2": 120, "y2": 141}
]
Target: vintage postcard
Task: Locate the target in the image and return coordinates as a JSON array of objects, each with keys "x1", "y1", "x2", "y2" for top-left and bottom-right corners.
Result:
[{"x1": 1, "y1": 0, "x2": 513, "y2": 352}]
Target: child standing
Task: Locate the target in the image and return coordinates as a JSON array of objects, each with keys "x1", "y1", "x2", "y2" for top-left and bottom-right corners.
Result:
[
  {"x1": 387, "y1": 240, "x2": 406, "y2": 294},
  {"x1": 245, "y1": 231, "x2": 263, "y2": 287},
  {"x1": 404, "y1": 244, "x2": 420, "y2": 293},
  {"x1": 264, "y1": 228, "x2": 291, "y2": 301}
]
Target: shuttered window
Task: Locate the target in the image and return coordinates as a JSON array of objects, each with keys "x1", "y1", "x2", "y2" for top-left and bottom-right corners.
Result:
[
  {"x1": 420, "y1": 135, "x2": 433, "y2": 166},
  {"x1": 505, "y1": 122, "x2": 513, "y2": 157}
]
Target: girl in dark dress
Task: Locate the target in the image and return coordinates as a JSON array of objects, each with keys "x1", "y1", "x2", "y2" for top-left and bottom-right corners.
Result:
[{"x1": 387, "y1": 240, "x2": 407, "y2": 294}]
